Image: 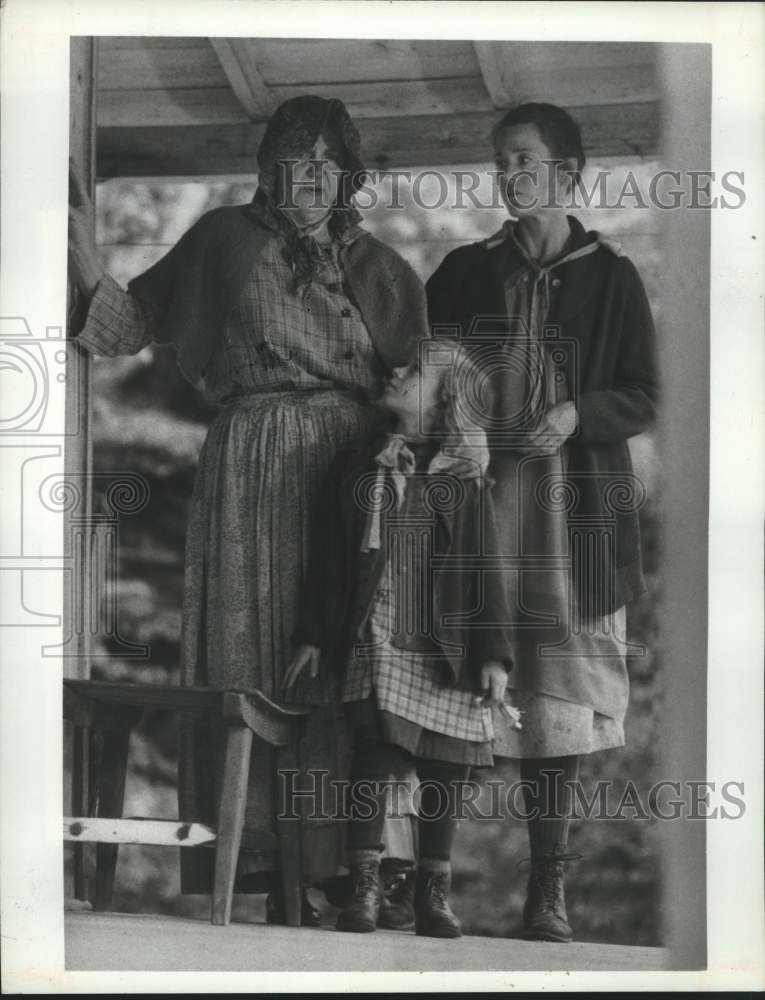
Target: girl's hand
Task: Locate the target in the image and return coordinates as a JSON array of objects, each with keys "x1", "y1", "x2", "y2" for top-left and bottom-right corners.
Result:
[
  {"x1": 473, "y1": 665, "x2": 523, "y2": 729},
  {"x1": 282, "y1": 644, "x2": 321, "y2": 689},
  {"x1": 68, "y1": 158, "x2": 104, "y2": 299},
  {"x1": 524, "y1": 400, "x2": 578, "y2": 452},
  {"x1": 472, "y1": 661, "x2": 509, "y2": 707}
]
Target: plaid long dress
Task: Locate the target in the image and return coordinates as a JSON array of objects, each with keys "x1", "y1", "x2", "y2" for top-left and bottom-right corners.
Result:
[
  {"x1": 342, "y1": 451, "x2": 496, "y2": 767},
  {"x1": 77, "y1": 227, "x2": 418, "y2": 890}
]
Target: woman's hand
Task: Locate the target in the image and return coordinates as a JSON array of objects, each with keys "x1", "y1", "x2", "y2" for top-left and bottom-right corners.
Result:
[
  {"x1": 525, "y1": 400, "x2": 578, "y2": 452},
  {"x1": 282, "y1": 644, "x2": 321, "y2": 690},
  {"x1": 472, "y1": 661, "x2": 509, "y2": 707},
  {"x1": 68, "y1": 158, "x2": 104, "y2": 299}
]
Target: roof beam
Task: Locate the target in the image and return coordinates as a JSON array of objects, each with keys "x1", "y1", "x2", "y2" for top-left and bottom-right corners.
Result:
[
  {"x1": 208, "y1": 38, "x2": 277, "y2": 120},
  {"x1": 98, "y1": 88, "x2": 248, "y2": 128},
  {"x1": 96, "y1": 101, "x2": 660, "y2": 179},
  {"x1": 96, "y1": 77, "x2": 495, "y2": 128},
  {"x1": 473, "y1": 41, "x2": 658, "y2": 110}
]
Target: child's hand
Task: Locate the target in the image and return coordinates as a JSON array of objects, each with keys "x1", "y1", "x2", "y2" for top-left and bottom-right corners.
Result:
[
  {"x1": 472, "y1": 663, "x2": 522, "y2": 729},
  {"x1": 282, "y1": 644, "x2": 321, "y2": 690},
  {"x1": 472, "y1": 661, "x2": 509, "y2": 707}
]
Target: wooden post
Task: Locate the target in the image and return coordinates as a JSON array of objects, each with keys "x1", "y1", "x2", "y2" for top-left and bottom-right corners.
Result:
[
  {"x1": 92, "y1": 726, "x2": 132, "y2": 912},
  {"x1": 657, "y1": 42, "x2": 711, "y2": 970},
  {"x1": 64, "y1": 36, "x2": 97, "y2": 905}
]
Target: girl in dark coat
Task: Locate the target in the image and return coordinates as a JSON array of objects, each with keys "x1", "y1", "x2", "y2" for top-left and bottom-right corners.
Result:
[
  {"x1": 284, "y1": 340, "x2": 521, "y2": 937},
  {"x1": 426, "y1": 103, "x2": 659, "y2": 942}
]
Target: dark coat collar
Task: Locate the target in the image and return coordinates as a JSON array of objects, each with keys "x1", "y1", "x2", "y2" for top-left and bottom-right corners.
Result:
[{"x1": 483, "y1": 215, "x2": 611, "y2": 324}]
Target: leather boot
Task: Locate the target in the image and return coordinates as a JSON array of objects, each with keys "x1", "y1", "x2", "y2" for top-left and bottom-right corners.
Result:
[
  {"x1": 414, "y1": 860, "x2": 462, "y2": 939},
  {"x1": 521, "y1": 851, "x2": 580, "y2": 943},
  {"x1": 335, "y1": 850, "x2": 382, "y2": 933},
  {"x1": 378, "y1": 870, "x2": 416, "y2": 931}
]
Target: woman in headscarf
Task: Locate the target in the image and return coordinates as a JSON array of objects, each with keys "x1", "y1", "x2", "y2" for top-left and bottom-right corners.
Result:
[
  {"x1": 67, "y1": 95, "x2": 426, "y2": 923},
  {"x1": 426, "y1": 102, "x2": 659, "y2": 943}
]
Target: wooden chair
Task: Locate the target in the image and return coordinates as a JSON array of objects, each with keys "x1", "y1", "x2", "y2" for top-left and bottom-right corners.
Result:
[{"x1": 63, "y1": 679, "x2": 308, "y2": 926}]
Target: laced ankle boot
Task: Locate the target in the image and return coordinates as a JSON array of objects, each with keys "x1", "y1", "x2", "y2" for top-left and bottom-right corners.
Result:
[
  {"x1": 414, "y1": 859, "x2": 462, "y2": 939},
  {"x1": 335, "y1": 849, "x2": 382, "y2": 933},
  {"x1": 520, "y1": 848, "x2": 581, "y2": 943}
]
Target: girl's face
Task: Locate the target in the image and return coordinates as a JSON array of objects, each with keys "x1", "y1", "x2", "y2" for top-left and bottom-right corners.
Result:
[
  {"x1": 281, "y1": 131, "x2": 344, "y2": 225},
  {"x1": 493, "y1": 122, "x2": 574, "y2": 217},
  {"x1": 381, "y1": 357, "x2": 443, "y2": 432}
]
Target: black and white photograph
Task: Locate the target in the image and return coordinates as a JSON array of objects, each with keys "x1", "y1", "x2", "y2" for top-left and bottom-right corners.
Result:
[{"x1": 1, "y1": 0, "x2": 763, "y2": 992}]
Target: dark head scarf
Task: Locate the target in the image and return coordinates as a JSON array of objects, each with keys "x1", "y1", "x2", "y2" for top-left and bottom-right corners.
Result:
[{"x1": 250, "y1": 95, "x2": 367, "y2": 293}]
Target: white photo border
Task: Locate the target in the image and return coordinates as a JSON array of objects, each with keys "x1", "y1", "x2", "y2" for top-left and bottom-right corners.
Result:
[{"x1": 1, "y1": 0, "x2": 763, "y2": 992}]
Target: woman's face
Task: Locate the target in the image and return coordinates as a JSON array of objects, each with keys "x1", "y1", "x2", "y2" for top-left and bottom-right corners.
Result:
[
  {"x1": 281, "y1": 131, "x2": 344, "y2": 225},
  {"x1": 381, "y1": 357, "x2": 443, "y2": 431},
  {"x1": 493, "y1": 122, "x2": 572, "y2": 217}
]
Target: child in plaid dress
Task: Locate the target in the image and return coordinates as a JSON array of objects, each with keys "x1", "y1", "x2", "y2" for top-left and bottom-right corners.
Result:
[{"x1": 284, "y1": 340, "x2": 521, "y2": 937}]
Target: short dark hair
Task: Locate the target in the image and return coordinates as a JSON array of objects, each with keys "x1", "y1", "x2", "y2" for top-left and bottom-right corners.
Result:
[{"x1": 491, "y1": 102, "x2": 586, "y2": 181}]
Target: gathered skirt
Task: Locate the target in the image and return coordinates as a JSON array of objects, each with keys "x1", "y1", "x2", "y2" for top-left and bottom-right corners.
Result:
[{"x1": 177, "y1": 389, "x2": 416, "y2": 890}]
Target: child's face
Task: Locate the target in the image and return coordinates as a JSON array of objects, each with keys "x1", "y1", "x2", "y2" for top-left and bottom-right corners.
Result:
[{"x1": 381, "y1": 358, "x2": 443, "y2": 432}]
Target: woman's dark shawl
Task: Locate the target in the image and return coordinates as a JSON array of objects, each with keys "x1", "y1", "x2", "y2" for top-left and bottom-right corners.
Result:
[{"x1": 127, "y1": 203, "x2": 429, "y2": 385}]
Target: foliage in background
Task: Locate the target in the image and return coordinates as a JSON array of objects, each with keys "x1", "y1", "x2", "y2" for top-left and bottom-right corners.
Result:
[{"x1": 83, "y1": 167, "x2": 664, "y2": 944}]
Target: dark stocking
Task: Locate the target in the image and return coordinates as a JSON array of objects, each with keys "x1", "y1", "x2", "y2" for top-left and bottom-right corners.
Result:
[
  {"x1": 520, "y1": 755, "x2": 580, "y2": 859},
  {"x1": 415, "y1": 759, "x2": 470, "y2": 862},
  {"x1": 346, "y1": 739, "x2": 411, "y2": 851}
]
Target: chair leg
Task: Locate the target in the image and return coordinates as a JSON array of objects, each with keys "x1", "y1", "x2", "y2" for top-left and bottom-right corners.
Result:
[
  {"x1": 71, "y1": 724, "x2": 90, "y2": 901},
  {"x1": 211, "y1": 724, "x2": 253, "y2": 926},
  {"x1": 276, "y1": 743, "x2": 303, "y2": 928},
  {"x1": 92, "y1": 727, "x2": 131, "y2": 911}
]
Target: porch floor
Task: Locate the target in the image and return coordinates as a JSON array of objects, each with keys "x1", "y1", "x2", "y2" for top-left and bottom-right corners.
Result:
[{"x1": 65, "y1": 910, "x2": 668, "y2": 972}]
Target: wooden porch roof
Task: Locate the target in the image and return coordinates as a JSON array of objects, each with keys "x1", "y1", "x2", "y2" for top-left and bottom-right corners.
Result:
[{"x1": 94, "y1": 37, "x2": 660, "y2": 178}]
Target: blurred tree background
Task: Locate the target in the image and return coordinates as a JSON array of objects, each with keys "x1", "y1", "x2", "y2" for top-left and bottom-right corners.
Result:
[{"x1": 81, "y1": 162, "x2": 664, "y2": 944}]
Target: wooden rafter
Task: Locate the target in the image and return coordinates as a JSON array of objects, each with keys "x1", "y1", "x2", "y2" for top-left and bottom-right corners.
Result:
[
  {"x1": 209, "y1": 38, "x2": 277, "y2": 120},
  {"x1": 473, "y1": 42, "x2": 512, "y2": 108}
]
